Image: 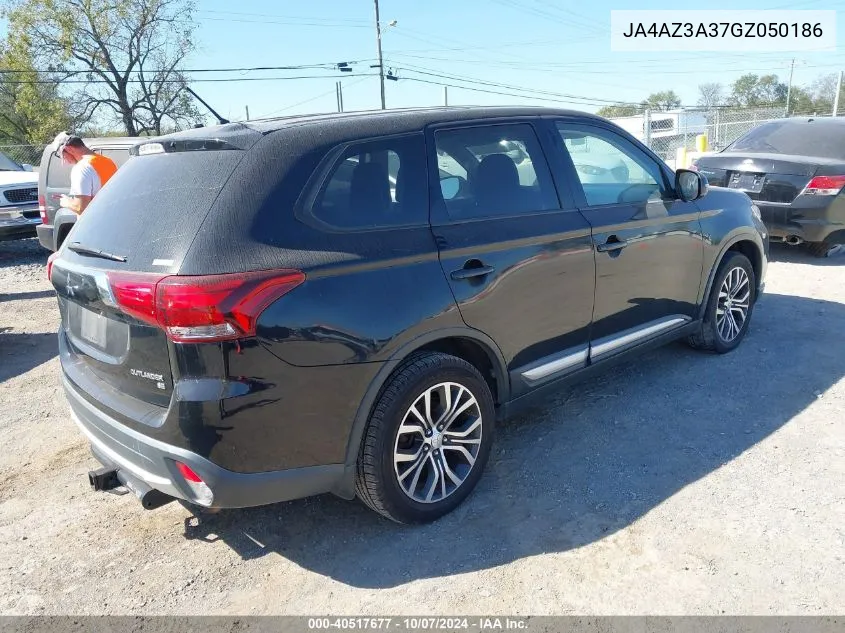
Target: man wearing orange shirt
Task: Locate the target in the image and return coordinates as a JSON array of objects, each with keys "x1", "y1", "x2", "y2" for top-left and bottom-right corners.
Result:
[{"x1": 51, "y1": 133, "x2": 118, "y2": 215}]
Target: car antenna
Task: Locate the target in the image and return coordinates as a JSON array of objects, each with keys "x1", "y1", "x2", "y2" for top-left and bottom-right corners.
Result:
[{"x1": 183, "y1": 86, "x2": 230, "y2": 125}]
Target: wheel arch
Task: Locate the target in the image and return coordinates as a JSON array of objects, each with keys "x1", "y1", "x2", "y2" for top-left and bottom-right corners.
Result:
[
  {"x1": 335, "y1": 328, "x2": 508, "y2": 498},
  {"x1": 698, "y1": 232, "x2": 764, "y2": 320}
]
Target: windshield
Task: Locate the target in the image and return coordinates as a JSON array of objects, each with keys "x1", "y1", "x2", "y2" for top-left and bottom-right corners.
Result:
[
  {"x1": 0, "y1": 151, "x2": 23, "y2": 171},
  {"x1": 725, "y1": 120, "x2": 845, "y2": 160}
]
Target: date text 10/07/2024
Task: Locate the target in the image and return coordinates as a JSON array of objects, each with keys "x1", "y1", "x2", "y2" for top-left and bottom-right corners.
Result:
[{"x1": 307, "y1": 618, "x2": 529, "y2": 630}]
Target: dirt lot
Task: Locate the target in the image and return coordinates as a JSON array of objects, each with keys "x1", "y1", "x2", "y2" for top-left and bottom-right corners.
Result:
[{"x1": 1, "y1": 237, "x2": 843, "y2": 615}]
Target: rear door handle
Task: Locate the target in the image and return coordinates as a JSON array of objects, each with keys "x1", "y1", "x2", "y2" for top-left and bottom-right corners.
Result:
[
  {"x1": 596, "y1": 236, "x2": 628, "y2": 253},
  {"x1": 451, "y1": 263, "x2": 495, "y2": 280}
]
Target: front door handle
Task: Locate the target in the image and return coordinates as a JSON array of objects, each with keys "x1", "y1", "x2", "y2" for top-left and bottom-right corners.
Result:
[
  {"x1": 596, "y1": 236, "x2": 629, "y2": 253},
  {"x1": 451, "y1": 261, "x2": 495, "y2": 280}
]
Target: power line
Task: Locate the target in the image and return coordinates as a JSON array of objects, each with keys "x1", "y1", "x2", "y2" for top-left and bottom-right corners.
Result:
[
  {"x1": 393, "y1": 65, "x2": 642, "y2": 105},
  {"x1": 253, "y1": 75, "x2": 374, "y2": 119},
  {"x1": 0, "y1": 61, "x2": 377, "y2": 75},
  {"x1": 402, "y1": 76, "x2": 617, "y2": 107},
  {"x1": 198, "y1": 16, "x2": 371, "y2": 29},
  {"x1": 0, "y1": 74, "x2": 380, "y2": 85},
  {"x1": 195, "y1": 9, "x2": 370, "y2": 24}
]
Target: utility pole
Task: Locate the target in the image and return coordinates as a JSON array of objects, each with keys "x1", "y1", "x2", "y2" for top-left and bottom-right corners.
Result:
[
  {"x1": 833, "y1": 70, "x2": 843, "y2": 117},
  {"x1": 336, "y1": 81, "x2": 344, "y2": 113},
  {"x1": 785, "y1": 58, "x2": 795, "y2": 115},
  {"x1": 245, "y1": 105, "x2": 250, "y2": 121},
  {"x1": 373, "y1": 0, "x2": 386, "y2": 109},
  {"x1": 443, "y1": 86, "x2": 449, "y2": 106}
]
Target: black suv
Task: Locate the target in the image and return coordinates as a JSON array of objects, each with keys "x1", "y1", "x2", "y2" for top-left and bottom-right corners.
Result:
[{"x1": 49, "y1": 107, "x2": 768, "y2": 524}]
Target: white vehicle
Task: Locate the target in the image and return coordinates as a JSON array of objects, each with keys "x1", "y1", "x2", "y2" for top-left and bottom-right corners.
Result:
[{"x1": 0, "y1": 152, "x2": 39, "y2": 241}]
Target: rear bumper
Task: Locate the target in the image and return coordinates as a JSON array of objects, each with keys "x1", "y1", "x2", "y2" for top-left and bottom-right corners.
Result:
[
  {"x1": 0, "y1": 204, "x2": 39, "y2": 241},
  {"x1": 758, "y1": 196, "x2": 845, "y2": 244},
  {"x1": 64, "y1": 376, "x2": 344, "y2": 509},
  {"x1": 36, "y1": 223, "x2": 54, "y2": 251}
]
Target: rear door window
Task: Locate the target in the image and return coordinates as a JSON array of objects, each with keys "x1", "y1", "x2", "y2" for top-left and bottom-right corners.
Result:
[
  {"x1": 432, "y1": 123, "x2": 558, "y2": 221},
  {"x1": 311, "y1": 134, "x2": 428, "y2": 230}
]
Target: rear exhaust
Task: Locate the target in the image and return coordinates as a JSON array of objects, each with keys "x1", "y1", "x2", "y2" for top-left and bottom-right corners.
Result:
[
  {"x1": 785, "y1": 235, "x2": 804, "y2": 246},
  {"x1": 88, "y1": 466, "x2": 174, "y2": 510}
]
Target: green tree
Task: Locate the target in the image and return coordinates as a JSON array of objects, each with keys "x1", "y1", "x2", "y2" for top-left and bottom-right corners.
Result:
[
  {"x1": 729, "y1": 73, "x2": 787, "y2": 107},
  {"x1": 643, "y1": 90, "x2": 681, "y2": 111},
  {"x1": 596, "y1": 103, "x2": 643, "y2": 118},
  {"x1": 0, "y1": 40, "x2": 73, "y2": 144},
  {"x1": 3, "y1": 0, "x2": 203, "y2": 136}
]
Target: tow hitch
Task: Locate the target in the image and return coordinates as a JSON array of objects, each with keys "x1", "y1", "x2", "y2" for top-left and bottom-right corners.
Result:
[
  {"x1": 88, "y1": 466, "x2": 120, "y2": 492},
  {"x1": 87, "y1": 466, "x2": 174, "y2": 510}
]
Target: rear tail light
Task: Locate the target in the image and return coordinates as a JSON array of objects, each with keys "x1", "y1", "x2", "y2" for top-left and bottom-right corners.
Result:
[
  {"x1": 801, "y1": 175, "x2": 845, "y2": 196},
  {"x1": 174, "y1": 462, "x2": 213, "y2": 506},
  {"x1": 38, "y1": 195, "x2": 47, "y2": 223},
  {"x1": 106, "y1": 269, "x2": 305, "y2": 343},
  {"x1": 47, "y1": 252, "x2": 58, "y2": 281}
]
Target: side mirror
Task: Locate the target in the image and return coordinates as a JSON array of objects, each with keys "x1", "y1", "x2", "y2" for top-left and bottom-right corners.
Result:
[
  {"x1": 440, "y1": 176, "x2": 461, "y2": 201},
  {"x1": 22, "y1": 163, "x2": 34, "y2": 172},
  {"x1": 675, "y1": 169, "x2": 708, "y2": 202}
]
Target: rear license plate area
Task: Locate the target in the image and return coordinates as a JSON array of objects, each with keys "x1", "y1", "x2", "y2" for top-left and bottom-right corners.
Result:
[
  {"x1": 729, "y1": 172, "x2": 765, "y2": 193},
  {"x1": 79, "y1": 307, "x2": 108, "y2": 348}
]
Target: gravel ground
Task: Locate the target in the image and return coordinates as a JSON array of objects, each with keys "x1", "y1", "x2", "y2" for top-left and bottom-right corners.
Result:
[{"x1": 1, "y1": 237, "x2": 843, "y2": 615}]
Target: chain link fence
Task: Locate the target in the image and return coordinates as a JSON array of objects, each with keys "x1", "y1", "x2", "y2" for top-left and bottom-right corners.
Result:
[
  {"x1": 610, "y1": 107, "x2": 837, "y2": 167},
  {"x1": 0, "y1": 145, "x2": 45, "y2": 169}
]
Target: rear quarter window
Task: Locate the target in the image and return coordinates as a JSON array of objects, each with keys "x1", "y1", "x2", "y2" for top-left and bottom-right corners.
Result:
[
  {"x1": 46, "y1": 153, "x2": 73, "y2": 188},
  {"x1": 306, "y1": 134, "x2": 428, "y2": 230}
]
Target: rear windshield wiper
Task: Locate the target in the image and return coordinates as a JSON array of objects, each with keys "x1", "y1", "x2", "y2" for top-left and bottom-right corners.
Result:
[{"x1": 67, "y1": 242, "x2": 127, "y2": 263}]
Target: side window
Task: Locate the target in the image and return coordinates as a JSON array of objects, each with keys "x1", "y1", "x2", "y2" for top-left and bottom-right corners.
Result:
[
  {"x1": 98, "y1": 148, "x2": 131, "y2": 167},
  {"x1": 312, "y1": 134, "x2": 427, "y2": 230},
  {"x1": 556, "y1": 123, "x2": 666, "y2": 207},
  {"x1": 434, "y1": 123, "x2": 558, "y2": 220}
]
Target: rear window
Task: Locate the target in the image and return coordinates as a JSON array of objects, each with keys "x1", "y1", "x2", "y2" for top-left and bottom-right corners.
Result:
[
  {"x1": 726, "y1": 120, "x2": 845, "y2": 160},
  {"x1": 61, "y1": 150, "x2": 244, "y2": 272}
]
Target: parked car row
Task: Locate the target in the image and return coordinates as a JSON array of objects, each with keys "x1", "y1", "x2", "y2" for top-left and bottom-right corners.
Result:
[{"x1": 47, "y1": 106, "x2": 768, "y2": 524}]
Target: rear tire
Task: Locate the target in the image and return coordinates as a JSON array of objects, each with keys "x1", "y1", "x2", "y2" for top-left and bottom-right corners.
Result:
[
  {"x1": 688, "y1": 251, "x2": 756, "y2": 354},
  {"x1": 355, "y1": 352, "x2": 495, "y2": 524},
  {"x1": 808, "y1": 241, "x2": 845, "y2": 258}
]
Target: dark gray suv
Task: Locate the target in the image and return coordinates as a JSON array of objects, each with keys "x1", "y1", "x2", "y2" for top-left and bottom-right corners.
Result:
[{"x1": 49, "y1": 107, "x2": 768, "y2": 524}]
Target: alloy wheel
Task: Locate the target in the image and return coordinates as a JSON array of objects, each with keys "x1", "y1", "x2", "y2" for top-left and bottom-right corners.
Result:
[
  {"x1": 393, "y1": 382, "x2": 483, "y2": 504},
  {"x1": 716, "y1": 266, "x2": 751, "y2": 342}
]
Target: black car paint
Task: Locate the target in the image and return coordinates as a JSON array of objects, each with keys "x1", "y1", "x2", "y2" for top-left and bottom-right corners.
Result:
[
  {"x1": 51, "y1": 107, "x2": 767, "y2": 508},
  {"x1": 696, "y1": 150, "x2": 845, "y2": 245}
]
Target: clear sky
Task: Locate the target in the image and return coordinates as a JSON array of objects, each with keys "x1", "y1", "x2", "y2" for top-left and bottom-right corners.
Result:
[{"x1": 5, "y1": 0, "x2": 845, "y2": 122}]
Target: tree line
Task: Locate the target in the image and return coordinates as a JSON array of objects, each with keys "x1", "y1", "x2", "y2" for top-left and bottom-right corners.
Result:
[
  {"x1": 596, "y1": 73, "x2": 845, "y2": 118},
  {"x1": 0, "y1": 0, "x2": 202, "y2": 146}
]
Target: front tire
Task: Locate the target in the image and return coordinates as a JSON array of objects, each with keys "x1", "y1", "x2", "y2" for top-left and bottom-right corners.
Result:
[
  {"x1": 355, "y1": 352, "x2": 495, "y2": 524},
  {"x1": 688, "y1": 251, "x2": 756, "y2": 354}
]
